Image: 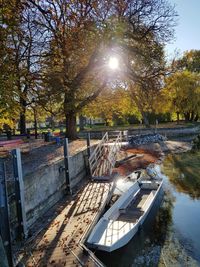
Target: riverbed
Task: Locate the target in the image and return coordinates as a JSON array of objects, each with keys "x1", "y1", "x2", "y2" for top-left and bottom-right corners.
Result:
[{"x1": 96, "y1": 151, "x2": 200, "y2": 267}]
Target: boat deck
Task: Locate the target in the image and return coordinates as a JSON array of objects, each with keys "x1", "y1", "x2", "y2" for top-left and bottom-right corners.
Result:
[
  {"x1": 20, "y1": 181, "x2": 111, "y2": 267},
  {"x1": 98, "y1": 189, "x2": 155, "y2": 247}
]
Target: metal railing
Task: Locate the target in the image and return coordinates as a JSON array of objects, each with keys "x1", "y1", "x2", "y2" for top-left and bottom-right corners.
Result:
[
  {"x1": 89, "y1": 132, "x2": 122, "y2": 179},
  {"x1": 107, "y1": 131, "x2": 122, "y2": 175},
  {"x1": 89, "y1": 132, "x2": 109, "y2": 178}
]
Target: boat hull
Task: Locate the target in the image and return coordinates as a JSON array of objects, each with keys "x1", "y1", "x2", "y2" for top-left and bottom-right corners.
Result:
[{"x1": 87, "y1": 179, "x2": 163, "y2": 252}]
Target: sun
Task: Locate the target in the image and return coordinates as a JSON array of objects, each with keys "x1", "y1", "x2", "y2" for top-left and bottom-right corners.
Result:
[{"x1": 108, "y1": 56, "x2": 119, "y2": 70}]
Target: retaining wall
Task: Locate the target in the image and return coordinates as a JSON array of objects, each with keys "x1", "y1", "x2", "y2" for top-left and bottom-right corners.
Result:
[
  {"x1": 128, "y1": 126, "x2": 200, "y2": 137},
  {"x1": 78, "y1": 126, "x2": 200, "y2": 139},
  {"x1": 23, "y1": 149, "x2": 88, "y2": 229}
]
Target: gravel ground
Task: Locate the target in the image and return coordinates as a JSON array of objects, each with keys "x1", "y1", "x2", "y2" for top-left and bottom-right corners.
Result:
[{"x1": 3, "y1": 138, "x2": 99, "y2": 177}]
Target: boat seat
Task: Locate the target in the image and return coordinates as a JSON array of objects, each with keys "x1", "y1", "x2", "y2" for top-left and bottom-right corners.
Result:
[
  {"x1": 141, "y1": 191, "x2": 155, "y2": 211},
  {"x1": 119, "y1": 209, "x2": 143, "y2": 222},
  {"x1": 119, "y1": 208, "x2": 126, "y2": 214}
]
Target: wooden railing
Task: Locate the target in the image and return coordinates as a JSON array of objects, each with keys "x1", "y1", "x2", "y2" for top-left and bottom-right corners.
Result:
[{"x1": 89, "y1": 132, "x2": 122, "y2": 179}]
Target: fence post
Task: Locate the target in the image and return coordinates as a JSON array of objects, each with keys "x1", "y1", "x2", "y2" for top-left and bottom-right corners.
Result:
[
  {"x1": 87, "y1": 132, "x2": 91, "y2": 158},
  {"x1": 63, "y1": 138, "x2": 72, "y2": 194},
  {"x1": 139, "y1": 120, "x2": 142, "y2": 135},
  {"x1": 0, "y1": 160, "x2": 13, "y2": 267},
  {"x1": 86, "y1": 133, "x2": 92, "y2": 177},
  {"x1": 155, "y1": 119, "x2": 158, "y2": 134},
  {"x1": 12, "y1": 149, "x2": 27, "y2": 240},
  {"x1": 125, "y1": 130, "x2": 128, "y2": 143}
]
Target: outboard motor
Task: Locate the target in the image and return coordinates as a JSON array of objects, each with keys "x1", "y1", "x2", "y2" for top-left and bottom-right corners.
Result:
[
  {"x1": 146, "y1": 164, "x2": 163, "y2": 181},
  {"x1": 146, "y1": 165, "x2": 158, "y2": 179}
]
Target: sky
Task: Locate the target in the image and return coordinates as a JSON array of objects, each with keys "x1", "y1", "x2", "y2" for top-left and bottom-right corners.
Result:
[{"x1": 165, "y1": 0, "x2": 200, "y2": 56}]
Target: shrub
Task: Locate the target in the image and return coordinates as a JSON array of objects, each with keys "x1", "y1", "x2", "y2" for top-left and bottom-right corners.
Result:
[{"x1": 192, "y1": 134, "x2": 200, "y2": 150}]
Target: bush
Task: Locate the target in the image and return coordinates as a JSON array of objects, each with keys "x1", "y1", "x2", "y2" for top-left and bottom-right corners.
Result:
[{"x1": 192, "y1": 134, "x2": 200, "y2": 150}]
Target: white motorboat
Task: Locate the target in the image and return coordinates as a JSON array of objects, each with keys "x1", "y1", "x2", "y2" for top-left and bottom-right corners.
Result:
[{"x1": 87, "y1": 174, "x2": 163, "y2": 252}]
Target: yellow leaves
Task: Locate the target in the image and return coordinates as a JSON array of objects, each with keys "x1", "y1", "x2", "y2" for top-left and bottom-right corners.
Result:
[
  {"x1": 163, "y1": 70, "x2": 200, "y2": 114},
  {"x1": 0, "y1": 117, "x2": 14, "y2": 130},
  {"x1": 83, "y1": 87, "x2": 135, "y2": 121}
]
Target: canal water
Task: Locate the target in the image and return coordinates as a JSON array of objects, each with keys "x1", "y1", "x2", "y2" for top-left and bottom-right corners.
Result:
[{"x1": 96, "y1": 153, "x2": 200, "y2": 267}]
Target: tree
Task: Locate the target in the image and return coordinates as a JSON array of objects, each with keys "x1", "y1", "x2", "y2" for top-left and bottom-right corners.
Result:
[
  {"x1": 111, "y1": 0, "x2": 177, "y2": 126},
  {"x1": 27, "y1": 0, "x2": 114, "y2": 139},
  {"x1": 175, "y1": 50, "x2": 200, "y2": 73},
  {"x1": 27, "y1": 0, "x2": 177, "y2": 138},
  {"x1": 9, "y1": 7, "x2": 43, "y2": 134},
  {"x1": 163, "y1": 71, "x2": 200, "y2": 122},
  {"x1": 0, "y1": 1, "x2": 22, "y2": 130},
  {"x1": 84, "y1": 86, "x2": 135, "y2": 126},
  {"x1": 1, "y1": 0, "x2": 177, "y2": 138},
  {"x1": 0, "y1": 1, "x2": 42, "y2": 134}
]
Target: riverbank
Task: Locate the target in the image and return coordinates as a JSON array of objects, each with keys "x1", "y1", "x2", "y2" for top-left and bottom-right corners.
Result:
[{"x1": 113, "y1": 140, "x2": 192, "y2": 176}]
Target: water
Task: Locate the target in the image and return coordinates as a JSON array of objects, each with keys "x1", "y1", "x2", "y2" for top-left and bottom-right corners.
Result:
[{"x1": 95, "y1": 153, "x2": 200, "y2": 267}]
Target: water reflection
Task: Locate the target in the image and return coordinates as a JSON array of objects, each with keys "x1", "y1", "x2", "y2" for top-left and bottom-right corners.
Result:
[{"x1": 162, "y1": 152, "x2": 200, "y2": 199}]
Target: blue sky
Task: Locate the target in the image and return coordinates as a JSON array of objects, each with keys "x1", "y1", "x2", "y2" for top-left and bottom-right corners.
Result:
[{"x1": 165, "y1": 0, "x2": 200, "y2": 56}]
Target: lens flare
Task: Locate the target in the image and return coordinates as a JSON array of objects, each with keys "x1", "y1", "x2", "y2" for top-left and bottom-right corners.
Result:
[{"x1": 108, "y1": 57, "x2": 119, "y2": 70}]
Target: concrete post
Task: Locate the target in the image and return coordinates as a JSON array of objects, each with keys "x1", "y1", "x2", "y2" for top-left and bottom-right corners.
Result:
[
  {"x1": 12, "y1": 149, "x2": 27, "y2": 240},
  {"x1": 155, "y1": 119, "x2": 158, "y2": 134},
  {"x1": 0, "y1": 160, "x2": 13, "y2": 267},
  {"x1": 63, "y1": 138, "x2": 72, "y2": 194},
  {"x1": 86, "y1": 132, "x2": 92, "y2": 177},
  {"x1": 87, "y1": 132, "x2": 91, "y2": 158}
]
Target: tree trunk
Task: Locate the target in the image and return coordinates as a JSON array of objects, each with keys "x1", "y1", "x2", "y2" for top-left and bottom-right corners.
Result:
[
  {"x1": 194, "y1": 114, "x2": 199, "y2": 121},
  {"x1": 33, "y1": 108, "x2": 38, "y2": 139},
  {"x1": 176, "y1": 112, "x2": 180, "y2": 124},
  {"x1": 190, "y1": 111, "x2": 194, "y2": 121},
  {"x1": 79, "y1": 115, "x2": 85, "y2": 131},
  {"x1": 141, "y1": 111, "x2": 150, "y2": 128},
  {"x1": 65, "y1": 113, "x2": 77, "y2": 139},
  {"x1": 184, "y1": 112, "x2": 190, "y2": 122},
  {"x1": 19, "y1": 112, "x2": 26, "y2": 134},
  {"x1": 130, "y1": 92, "x2": 150, "y2": 128},
  {"x1": 105, "y1": 118, "x2": 109, "y2": 126},
  {"x1": 19, "y1": 98, "x2": 27, "y2": 134}
]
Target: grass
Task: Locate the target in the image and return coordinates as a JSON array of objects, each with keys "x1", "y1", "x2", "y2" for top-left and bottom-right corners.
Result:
[{"x1": 83, "y1": 121, "x2": 200, "y2": 132}]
